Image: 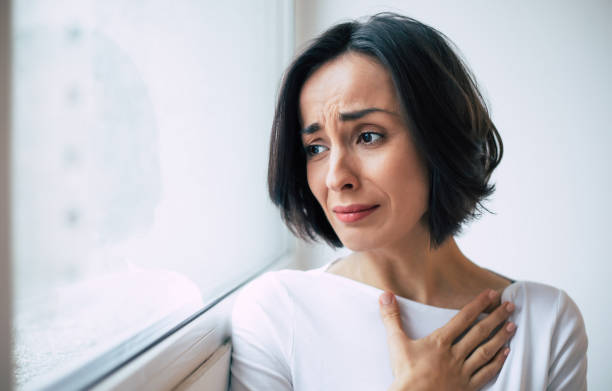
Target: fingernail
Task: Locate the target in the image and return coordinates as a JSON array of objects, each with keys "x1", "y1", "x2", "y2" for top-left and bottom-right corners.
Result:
[
  {"x1": 488, "y1": 289, "x2": 498, "y2": 299},
  {"x1": 506, "y1": 322, "x2": 516, "y2": 332},
  {"x1": 381, "y1": 292, "x2": 393, "y2": 305},
  {"x1": 506, "y1": 302, "x2": 515, "y2": 312},
  {"x1": 503, "y1": 347, "x2": 510, "y2": 357}
]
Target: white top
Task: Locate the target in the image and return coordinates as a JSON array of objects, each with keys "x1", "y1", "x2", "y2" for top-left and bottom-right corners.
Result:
[{"x1": 230, "y1": 260, "x2": 588, "y2": 390}]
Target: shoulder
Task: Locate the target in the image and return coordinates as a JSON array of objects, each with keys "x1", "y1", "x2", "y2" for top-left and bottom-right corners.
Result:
[
  {"x1": 505, "y1": 281, "x2": 584, "y2": 320},
  {"x1": 504, "y1": 280, "x2": 567, "y2": 310},
  {"x1": 505, "y1": 281, "x2": 586, "y2": 334},
  {"x1": 233, "y1": 270, "x2": 296, "y2": 318},
  {"x1": 234, "y1": 270, "x2": 289, "y2": 302},
  {"x1": 230, "y1": 270, "x2": 308, "y2": 390},
  {"x1": 230, "y1": 271, "x2": 302, "y2": 380},
  {"x1": 506, "y1": 281, "x2": 588, "y2": 389},
  {"x1": 232, "y1": 268, "x2": 321, "y2": 324}
]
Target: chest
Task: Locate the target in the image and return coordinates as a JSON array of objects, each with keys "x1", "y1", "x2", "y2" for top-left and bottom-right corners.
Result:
[{"x1": 288, "y1": 294, "x2": 547, "y2": 391}]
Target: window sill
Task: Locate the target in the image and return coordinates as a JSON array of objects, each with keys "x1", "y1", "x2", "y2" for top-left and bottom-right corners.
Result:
[{"x1": 86, "y1": 251, "x2": 299, "y2": 391}]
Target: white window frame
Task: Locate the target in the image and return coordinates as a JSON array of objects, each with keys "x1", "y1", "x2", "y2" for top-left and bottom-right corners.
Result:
[
  {"x1": 92, "y1": 252, "x2": 299, "y2": 391},
  {"x1": 27, "y1": 251, "x2": 298, "y2": 391}
]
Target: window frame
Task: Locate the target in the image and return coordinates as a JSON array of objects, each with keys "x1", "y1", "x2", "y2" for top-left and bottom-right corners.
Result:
[
  {"x1": 92, "y1": 251, "x2": 300, "y2": 391},
  {"x1": 1, "y1": 0, "x2": 13, "y2": 389},
  {"x1": 25, "y1": 250, "x2": 297, "y2": 391}
]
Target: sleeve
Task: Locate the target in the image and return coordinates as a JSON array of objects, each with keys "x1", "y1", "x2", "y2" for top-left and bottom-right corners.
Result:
[
  {"x1": 547, "y1": 289, "x2": 588, "y2": 391},
  {"x1": 229, "y1": 272, "x2": 294, "y2": 391}
]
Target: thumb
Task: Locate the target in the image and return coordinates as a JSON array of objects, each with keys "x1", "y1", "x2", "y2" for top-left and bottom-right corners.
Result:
[
  {"x1": 379, "y1": 291, "x2": 411, "y2": 377},
  {"x1": 379, "y1": 291, "x2": 409, "y2": 341}
]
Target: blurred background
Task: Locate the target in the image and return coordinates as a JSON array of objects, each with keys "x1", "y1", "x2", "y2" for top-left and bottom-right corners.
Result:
[{"x1": 0, "y1": 0, "x2": 610, "y2": 389}]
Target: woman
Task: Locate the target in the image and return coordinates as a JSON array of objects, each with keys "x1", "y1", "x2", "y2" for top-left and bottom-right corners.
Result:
[{"x1": 231, "y1": 13, "x2": 587, "y2": 390}]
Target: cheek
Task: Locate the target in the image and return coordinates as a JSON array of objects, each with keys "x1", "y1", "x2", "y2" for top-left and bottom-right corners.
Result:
[{"x1": 375, "y1": 145, "x2": 429, "y2": 214}]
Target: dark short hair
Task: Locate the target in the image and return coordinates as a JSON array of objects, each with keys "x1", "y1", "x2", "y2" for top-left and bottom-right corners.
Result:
[{"x1": 268, "y1": 13, "x2": 503, "y2": 248}]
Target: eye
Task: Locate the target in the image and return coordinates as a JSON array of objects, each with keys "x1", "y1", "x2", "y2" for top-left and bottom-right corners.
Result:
[
  {"x1": 358, "y1": 131, "x2": 383, "y2": 144},
  {"x1": 304, "y1": 144, "x2": 329, "y2": 157}
]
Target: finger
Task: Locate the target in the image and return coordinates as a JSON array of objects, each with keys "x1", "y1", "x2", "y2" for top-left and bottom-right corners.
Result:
[
  {"x1": 379, "y1": 291, "x2": 409, "y2": 341},
  {"x1": 453, "y1": 301, "x2": 515, "y2": 359},
  {"x1": 379, "y1": 291, "x2": 410, "y2": 376},
  {"x1": 436, "y1": 289, "x2": 498, "y2": 345},
  {"x1": 468, "y1": 346, "x2": 510, "y2": 390},
  {"x1": 463, "y1": 320, "x2": 516, "y2": 375}
]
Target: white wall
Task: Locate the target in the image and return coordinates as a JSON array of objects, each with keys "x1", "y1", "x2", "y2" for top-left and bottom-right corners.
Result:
[{"x1": 294, "y1": 1, "x2": 612, "y2": 388}]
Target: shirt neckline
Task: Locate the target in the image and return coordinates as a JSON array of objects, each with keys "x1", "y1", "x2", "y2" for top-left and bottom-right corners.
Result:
[{"x1": 314, "y1": 258, "x2": 518, "y2": 313}]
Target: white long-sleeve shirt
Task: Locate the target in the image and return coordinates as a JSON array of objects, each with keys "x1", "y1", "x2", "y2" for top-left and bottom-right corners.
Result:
[{"x1": 230, "y1": 260, "x2": 588, "y2": 390}]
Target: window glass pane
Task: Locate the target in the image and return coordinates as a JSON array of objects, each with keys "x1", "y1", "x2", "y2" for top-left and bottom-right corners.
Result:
[{"x1": 12, "y1": 0, "x2": 291, "y2": 387}]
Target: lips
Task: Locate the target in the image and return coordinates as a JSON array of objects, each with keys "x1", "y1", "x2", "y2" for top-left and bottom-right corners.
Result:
[{"x1": 332, "y1": 204, "x2": 379, "y2": 223}]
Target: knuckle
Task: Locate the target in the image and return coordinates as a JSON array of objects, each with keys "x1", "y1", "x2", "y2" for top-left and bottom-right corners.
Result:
[
  {"x1": 432, "y1": 330, "x2": 449, "y2": 346},
  {"x1": 478, "y1": 345, "x2": 493, "y2": 361},
  {"x1": 383, "y1": 310, "x2": 401, "y2": 323},
  {"x1": 472, "y1": 323, "x2": 489, "y2": 337}
]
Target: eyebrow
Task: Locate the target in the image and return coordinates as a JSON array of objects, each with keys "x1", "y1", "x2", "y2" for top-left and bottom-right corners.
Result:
[{"x1": 300, "y1": 107, "x2": 395, "y2": 134}]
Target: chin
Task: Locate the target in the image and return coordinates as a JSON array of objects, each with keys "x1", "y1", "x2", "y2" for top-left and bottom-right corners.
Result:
[{"x1": 336, "y1": 232, "x2": 387, "y2": 252}]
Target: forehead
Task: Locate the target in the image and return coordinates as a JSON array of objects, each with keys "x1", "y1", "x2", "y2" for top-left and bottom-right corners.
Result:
[{"x1": 299, "y1": 52, "x2": 399, "y2": 124}]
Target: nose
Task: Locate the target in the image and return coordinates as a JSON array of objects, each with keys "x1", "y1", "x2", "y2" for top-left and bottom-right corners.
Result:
[{"x1": 325, "y1": 147, "x2": 358, "y2": 192}]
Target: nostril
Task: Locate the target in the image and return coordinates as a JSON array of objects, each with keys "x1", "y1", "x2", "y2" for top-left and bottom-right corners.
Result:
[{"x1": 342, "y1": 183, "x2": 353, "y2": 190}]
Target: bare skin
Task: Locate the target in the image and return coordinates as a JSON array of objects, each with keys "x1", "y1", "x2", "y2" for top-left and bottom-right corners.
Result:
[{"x1": 326, "y1": 239, "x2": 512, "y2": 311}]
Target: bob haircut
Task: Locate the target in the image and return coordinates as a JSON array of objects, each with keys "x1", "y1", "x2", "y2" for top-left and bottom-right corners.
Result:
[{"x1": 268, "y1": 13, "x2": 503, "y2": 248}]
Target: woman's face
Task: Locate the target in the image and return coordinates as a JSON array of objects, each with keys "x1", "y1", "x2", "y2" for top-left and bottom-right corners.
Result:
[{"x1": 299, "y1": 52, "x2": 430, "y2": 251}]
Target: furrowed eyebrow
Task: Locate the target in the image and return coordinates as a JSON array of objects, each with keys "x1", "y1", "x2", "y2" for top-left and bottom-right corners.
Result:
[
  {"x1": 301, "y1": 123, "x2": 320, "y2": 135},
  {"x1": 300, "y1": 107, "x2": 396, "y2": 134},
  {"x1": 339, "y1": 107, "x2": 395, "y2": 121}
]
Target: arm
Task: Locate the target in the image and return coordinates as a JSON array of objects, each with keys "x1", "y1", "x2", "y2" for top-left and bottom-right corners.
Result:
[
  {"x1": 229, "y1": 272, "x2": 294, "y2": 391},
  {"x1": 547, "y1": 290, "x2": 588, "y2": 391}
]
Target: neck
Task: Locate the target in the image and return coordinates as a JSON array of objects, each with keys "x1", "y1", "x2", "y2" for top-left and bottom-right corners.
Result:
[{"x1": 356, "y1": 225, "x2": 479, "y2": 307}]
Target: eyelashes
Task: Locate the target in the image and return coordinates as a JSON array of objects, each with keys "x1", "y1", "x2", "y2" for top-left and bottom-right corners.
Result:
[
  {"x1": 304, "y1": 131, "x2": 385, "y2": 158},
  {"x1": 358, "y1": 131, "x2": 383, "y2": 144},
  {"x1": 305, "y1": 144, "x2": 329, "y2": 156}
]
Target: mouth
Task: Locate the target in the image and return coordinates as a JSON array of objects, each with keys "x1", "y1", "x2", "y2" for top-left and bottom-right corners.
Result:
[{"x1": 332, "y1": 204, "x2": 379, "y2": 223}]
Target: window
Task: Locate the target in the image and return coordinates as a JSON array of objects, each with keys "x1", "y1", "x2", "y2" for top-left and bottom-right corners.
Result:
[{"x1": 10, "y1": 0, "x2": 293, "y2": 388}]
